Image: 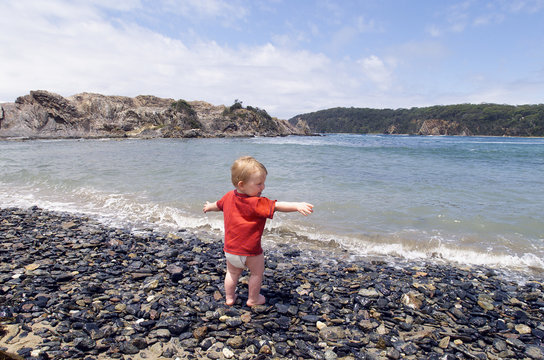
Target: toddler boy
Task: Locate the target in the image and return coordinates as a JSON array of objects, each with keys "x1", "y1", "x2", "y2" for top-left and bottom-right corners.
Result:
[{"x1": 203, "y1": 156, "x2": 313, "y2": 306}]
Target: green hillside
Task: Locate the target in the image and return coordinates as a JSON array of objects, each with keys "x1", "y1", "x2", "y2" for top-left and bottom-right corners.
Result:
[{"x1": 289, "y1": 103, "x2": 544, "y2": 136}]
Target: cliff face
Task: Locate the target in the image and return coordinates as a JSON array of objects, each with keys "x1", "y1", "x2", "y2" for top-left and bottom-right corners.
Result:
[
  {"x1": 0, "y1": 90, "x2": 311, "y2": 139},
  {"x1": 416, "y1": 119, "x2": 472, "y2": 136}
]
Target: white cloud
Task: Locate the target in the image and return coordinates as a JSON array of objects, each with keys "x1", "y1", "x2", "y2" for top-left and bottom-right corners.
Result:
[
  {"x1": 473, "y1": 12, "x2": 505, "y2": 26},
  {"x1": 505, "y1": 0, "x2": 544, "y2": 13},
  {"x1": 270, "y1": 28, "x2": 310, "y2": 49},
  {"x1": 355, "y1": 16, "x2": 381, "y2": 33},
  {"x1": 358, "y1": 55, "x2": 394, "y2": 91},
  {"x1": 0, "y1": 0, "x2": 348, "y2": 118},
  {"x1": 446, "y1": 0, "x2": 472, "y2": 32},
  {"x1": 328, "y1": 15, "x2": 381, "y2": 54},
  {"x1": 429, "y1": 0, "x2": 543, "y2": 35},
  {"x1": 426, "y1": 25, "x2": 442, "y2": 37},
  {"x1": 158, "y1": 0, "x2": 247, "y2": 19},
  {"x1": 91, "y1": 0, "x2": 142, "y2": 12}
]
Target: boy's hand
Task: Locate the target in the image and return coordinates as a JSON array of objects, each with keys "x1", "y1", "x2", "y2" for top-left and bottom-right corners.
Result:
[
  {"x1": 297, "y1": 202, "x2": 314, "y2": 216},
  {"x1": 203, "y1": 201, "x2": 219, "y2": 213}
]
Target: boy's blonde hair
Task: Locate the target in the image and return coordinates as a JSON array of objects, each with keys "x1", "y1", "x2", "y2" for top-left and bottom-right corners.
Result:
[{"x1": 231, "y1": 156, "x2": 268, "y2": 187}]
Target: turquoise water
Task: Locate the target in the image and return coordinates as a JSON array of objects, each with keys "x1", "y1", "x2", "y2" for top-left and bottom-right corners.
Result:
[{"x1": 0, "y1": 134, "x2": 542, "y2": 272}]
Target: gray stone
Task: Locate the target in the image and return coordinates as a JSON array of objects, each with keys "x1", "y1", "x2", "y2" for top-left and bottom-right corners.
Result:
[
  {"x1": 119, "y1": 342, "x2": 140, "y2": 355},
  {"x1": 526, "y1": 346, "x2": 544, "y2": 360},
  {"x1": 319, "y1": 326, "x2": 346, "y2": 341},
  {"x1": 74, "y1": 337, "x2": 95, "y2": 351}
]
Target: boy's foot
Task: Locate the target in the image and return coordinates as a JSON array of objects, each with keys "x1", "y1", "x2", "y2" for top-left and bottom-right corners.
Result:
[
  {"x1": 246, "y1": 294, "x2": 266, "y2": 307},
  {"x1": 225, "y1": 294, "x2": 237, "y2": 306}
]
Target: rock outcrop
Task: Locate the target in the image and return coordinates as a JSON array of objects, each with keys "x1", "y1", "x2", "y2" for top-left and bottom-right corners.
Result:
[
  {"x1": 0, "y1": 90, "x2": 311, "y2": 139},
  {"x1": 418, "y1": 119, "x2": 472, "y2": 136}
]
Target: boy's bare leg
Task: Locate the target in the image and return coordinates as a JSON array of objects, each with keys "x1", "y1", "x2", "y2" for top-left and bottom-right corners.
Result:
[
  {"x1": 225, "y1": 260, "x2": 243, "y2": 306},
  {"x1": 245, "y1": 254, "x2": 266, "y2": 306}
]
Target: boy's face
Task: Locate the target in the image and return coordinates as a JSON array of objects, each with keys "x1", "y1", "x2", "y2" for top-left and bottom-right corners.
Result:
[{"x1": 238, "y1": 171, "x2": 266, "y2": 197}]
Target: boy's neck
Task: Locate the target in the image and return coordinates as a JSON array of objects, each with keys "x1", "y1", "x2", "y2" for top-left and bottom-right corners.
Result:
[{"x1": 235, "y1": 188, "x2": 249, "y2": 196}]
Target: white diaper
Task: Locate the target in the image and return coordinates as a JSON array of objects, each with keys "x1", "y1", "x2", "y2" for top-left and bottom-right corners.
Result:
[{"x1": 225, "y1": 252, "x2": 247, "y2": 269}]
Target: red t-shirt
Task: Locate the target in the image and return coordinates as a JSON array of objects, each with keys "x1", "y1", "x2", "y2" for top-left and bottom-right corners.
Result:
[{"x1": 216, "y1": 190, "x2": 276, "y2": 256}]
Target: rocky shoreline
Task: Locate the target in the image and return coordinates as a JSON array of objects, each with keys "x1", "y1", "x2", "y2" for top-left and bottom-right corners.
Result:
[{"x1": 1, "y1": 207, "x2": 543, "y2": 360}]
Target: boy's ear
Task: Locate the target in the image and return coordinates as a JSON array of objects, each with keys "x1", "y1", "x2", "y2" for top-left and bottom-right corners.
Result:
[{"x1": 237, "y1": 180, "x2": 244, "y2": 189}]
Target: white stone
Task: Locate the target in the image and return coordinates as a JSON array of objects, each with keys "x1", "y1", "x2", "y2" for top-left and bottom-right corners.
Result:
[
  {"x1": 316, "y1": 321, "x2": 327, "y2": 330},
  {"x1": 222, "y1": 348, "x2": 235, "y2": 358},
  {"x1": 358, "y1": 288, "x2": 380, "y2": 297}
]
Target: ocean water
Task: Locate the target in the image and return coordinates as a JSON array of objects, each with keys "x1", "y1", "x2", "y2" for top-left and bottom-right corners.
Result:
[{"x1": 0, "y1": 134, "x2": 543, "y2": 274}]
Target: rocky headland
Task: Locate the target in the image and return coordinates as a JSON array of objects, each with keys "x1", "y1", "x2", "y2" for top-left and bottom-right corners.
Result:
[
  {"x1": 1, "y1": 207, "x2": 543, "y2": 360},
  {"x1": 0, "y1": 91, "x2": 311, "y2": 139}
]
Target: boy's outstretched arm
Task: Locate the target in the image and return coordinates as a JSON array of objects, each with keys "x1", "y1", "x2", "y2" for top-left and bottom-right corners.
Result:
[
  {"x1": 275, "y1": 202, "x2": 314, "y2": 216},
  {"x1": 203, "y1": 201, "x2": 220, "y2": 213}
]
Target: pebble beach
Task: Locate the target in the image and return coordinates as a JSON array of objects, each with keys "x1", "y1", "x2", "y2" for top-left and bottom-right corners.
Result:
[{"x1": 1, "y1": 207, "x2": 543, "y2": 360}]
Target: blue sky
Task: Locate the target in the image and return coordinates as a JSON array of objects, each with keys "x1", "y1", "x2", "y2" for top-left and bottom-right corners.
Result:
[{"x1": 1, "y1": 0, "x2": 543, "y2": 119}]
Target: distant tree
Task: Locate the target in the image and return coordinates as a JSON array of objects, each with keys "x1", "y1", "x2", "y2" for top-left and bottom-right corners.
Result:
[
  {"x1": 230, "y1": 99, "x2": 243, "y2": 112},
  {"x1": 247, "y1": 106, "x2": 272, "y2": 121},
  {"x1": 171, "y1": 99, "x2": 196, "y2": 117}
]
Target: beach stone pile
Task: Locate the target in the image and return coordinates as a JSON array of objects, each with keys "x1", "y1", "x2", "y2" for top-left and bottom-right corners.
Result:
[{"x1": 1, "y1": 207, "x2": 543, "y2": 360}]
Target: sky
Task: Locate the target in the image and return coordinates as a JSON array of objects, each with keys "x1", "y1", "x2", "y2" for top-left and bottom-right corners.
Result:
[{"x1": 1, "y1": 0, "x2": 544, "y2": 119}]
